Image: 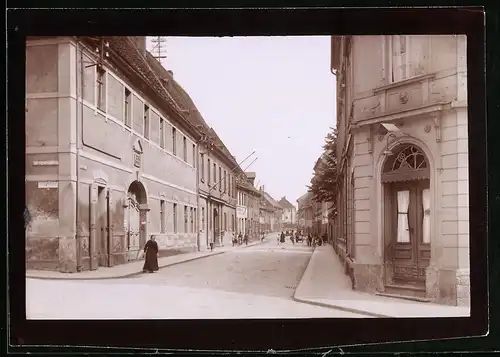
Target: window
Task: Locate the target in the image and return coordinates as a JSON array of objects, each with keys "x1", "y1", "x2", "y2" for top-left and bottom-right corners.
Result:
[
  {"x1": 224, "y1": 212, "x2": 227, "y2": 230},
  {"x1": 223, "y1": 170, "x2": 227, "y2": 193},
  {"x1": 213, "y1": 163, "x2": 217, "y2": 184},
  {"x1": 184, "y1": 206, "x2": 188, "y2": 233},
  {"x1": 143, "y1": 105, "x2": 150, "y2": 139},
  {"x1": 160, "y1": 200, "x2": 166, "y2": 233},
  {"x1": 96, "y1": 67, "x2": 106, "y2": 111},
  {"x1": 200, "y1": 153, "x2": 205, "y2": 181},
  {"x1": 232, "y1": 214, "x2": 235, "y2": 230},
  {"x1": 159, "y1": 118, "x2": 165, "y2": 148},
  {"x1": 190, "y1": 207, "x2": 194, "y2": 233},
  {"x1": 233, "y1": 177, "x2": 236, "y2": 198},
  {"x1": 183, "y1": 136, "x2": 187, "y2": 161},
  {"x1": 390, "y1": 35, "x2": 409, "y2": 83},
  {"x1": 173, "y1": 203, "x2": 178, "y2": 233},
  {"x1": 202, "y1": 207, "x2": 205, "y2": 231},
  {"x1": 219, "y1": 167, "x2": 222, "y2": 191},
  {"x1": 124, "y1": 88, "x2": 132, "y2": 127},
  {"x1": 207, "y1": 158, "x2": 211, "y2": 185},
  {"x1": 228, "y1": 174, "x2": 231, "y2": 195},
  {"x1": 172, "y1": 128, "x2": 177, "y2": 155},
  {"x1": 192, "y1": 144, "x2": 196, "y2": 167}
]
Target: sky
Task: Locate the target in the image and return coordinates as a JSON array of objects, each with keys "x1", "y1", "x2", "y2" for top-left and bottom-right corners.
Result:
[{"x1": 147, "y1": 36, "x2": 336, "y2": 206}]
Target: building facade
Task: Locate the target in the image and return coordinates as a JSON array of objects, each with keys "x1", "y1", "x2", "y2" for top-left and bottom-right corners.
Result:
[
  {"x1": 236, "y1": 173, "x2": 261, "y2": 240},
  {"x1": 331, "y1": 35, "x2": 469, "y2": 306},
  {"x1": 296, "y1": 192, "x2": 313, "y2": 234},
  {"x1": 258, "y1": 187, "x2": 282, "y2": 233},
  {"x1": 197, "y1": 129, "x2": 238, "y2": 249},
  {"x1": 26, "y1": 36, "x2": 202, "y2": 272},
  {"x1": 278, "y1": 197, "x2": 297, "y2": 230}
]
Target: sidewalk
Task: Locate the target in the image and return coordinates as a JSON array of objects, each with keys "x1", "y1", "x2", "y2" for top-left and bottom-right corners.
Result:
[
  {"x1": 26, "y1": 233, "x2": 275, "y2": 281},
  {"x1": 293, "y1": 244, "x2": 471, "y2": 318}
]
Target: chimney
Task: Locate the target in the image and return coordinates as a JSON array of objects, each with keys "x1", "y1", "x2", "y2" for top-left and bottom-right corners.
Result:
[{"x1": 167, "y1": 70, "x2": 174, "y2": 78}]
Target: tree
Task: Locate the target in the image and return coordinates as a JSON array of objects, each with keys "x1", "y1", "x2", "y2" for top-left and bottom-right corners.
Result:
[{"x1": 307, "y1": 127, "x2": 338, "y2": 204}]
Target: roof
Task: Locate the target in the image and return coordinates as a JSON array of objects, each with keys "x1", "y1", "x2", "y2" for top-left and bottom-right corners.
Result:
[
  {"x1": 236, "y1": 175, "x2": 260, "y2": 195},
  {"x1": 90, "y1": 36, "x2": 200, "y2": 139},
  {"x1": 143, "y1": 47, "x2": 239, "y2": 169},
  {"x1": 262, "y1": 191, "x2": 282, "y2": 210},
  {"x1": 278, "y1": 197, "x2": 295, "y2": 210}
]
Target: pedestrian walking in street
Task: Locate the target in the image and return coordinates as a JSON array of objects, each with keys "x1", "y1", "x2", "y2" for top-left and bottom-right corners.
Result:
[
  {"x1": 243, "y1": 232, "x2": 249, "y2": 246},
  {"x1": 280, "y1": 231, "x2": 286, "y2": 245},
  {"x1": 290, "y1": 234, "x2": 295, "y2": 245},
  {"x1": 277, "y1": 233, "x2": 280, "y2": 245},
  {"x1": 261, "y1": 232, "x2": 266, "y2": 242},
  {"x1": 232, "y1": 232, "x2": 237, "y2": 247},
  {"x1": 142, "y1": 236, "x2": 159, "y2": 273},
  {"x1": 238, "y1": 232, "x2": 243, "y2": 245},
  {"x1": 307, "y1": 234, "x2": 312, "y2": 247}
]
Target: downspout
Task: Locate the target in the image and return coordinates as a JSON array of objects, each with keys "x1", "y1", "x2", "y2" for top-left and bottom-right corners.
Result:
[
  {"x1": 75, "y1": 38, "x2": 82, "y2": 271},
  {"x1": 195, "y1": 141, "x2": 200, "y2": 252}
]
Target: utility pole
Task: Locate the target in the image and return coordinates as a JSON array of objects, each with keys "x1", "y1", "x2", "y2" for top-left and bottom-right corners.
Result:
[{"x1": 151, "y1": 36, "x2": 167, "y2": 62}]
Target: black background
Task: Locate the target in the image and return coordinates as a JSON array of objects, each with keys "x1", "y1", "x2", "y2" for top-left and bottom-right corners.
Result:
[{"x1": 5, "y1": 3, "x2": 496, "y2": 354}]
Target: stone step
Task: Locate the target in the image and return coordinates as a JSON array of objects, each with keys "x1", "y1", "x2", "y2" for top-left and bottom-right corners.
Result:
[{"x1": 378, "y1": 284, "x2": 431, "y2": 303}]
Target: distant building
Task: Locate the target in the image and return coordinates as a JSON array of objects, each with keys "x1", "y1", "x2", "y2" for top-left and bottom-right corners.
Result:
[
  {"x1": 259, "y1": 187, "x2": 283, "y2": 233},
  {"x1": 278, "y1": 197, "x2": 297, "y2": 229},
  {"x1": 236, "y1": 172, "x2": 261, "y2": 240},
  {"x1": 296, "y1": 192, "x2": 313, "y2": 235}
]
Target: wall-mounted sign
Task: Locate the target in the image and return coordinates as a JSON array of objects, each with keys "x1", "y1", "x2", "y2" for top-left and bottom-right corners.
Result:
[
  {"x1": 236, "y1": 205, "x2": 247, "y2": 219},
  {"x1": 38, "y1": 181, "x2": 58, "y2": 189},
  {"x1": 133, "y1": 138, "x2": 143, "y2": 168}
]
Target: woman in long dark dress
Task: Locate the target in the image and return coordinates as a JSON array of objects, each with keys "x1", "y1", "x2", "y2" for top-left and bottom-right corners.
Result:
[{"x1": 143, "y1": 236, "x2": 159, "y2": 273}]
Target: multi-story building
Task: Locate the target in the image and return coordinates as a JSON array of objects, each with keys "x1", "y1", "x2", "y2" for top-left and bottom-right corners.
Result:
[
  {"x1": 331, "y1": 35, "x2": 469, "y2": 306},
  {"x1": 278, "y1": 197, "x2": 297, "y2": 230},
  {"x1": 244, "y1": 172, "x2": 262, "y2": 238},
  {"x1": 310, "y1": 154, "x2": 334, "y2": 238},
  {"x1": 296, "y1": 192, "x2": 313, "y2": 235},
  {"x1": 146, "y1": 56, "x2": 239, "y2": 250},
  {"x1": 258, "y1": 186, "x2": 282, "y2": 233},
  {"x1": 236, "y1": 172, "x2": 261, "y2": 240},
  {"x1": 26, "y1": 36, "x2": 201, "y2": 272}
]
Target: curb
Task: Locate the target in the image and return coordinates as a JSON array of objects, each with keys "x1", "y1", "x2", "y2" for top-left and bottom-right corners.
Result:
[
  {"x1": 26, "y1": 237, "x2": 271, "y2": 281},
  {"x1": 26, "y1": 251, "x2": 227, "y2": 281},
  {"x1": 291, "y1": 245, "x2": 391, "y2": 318}
]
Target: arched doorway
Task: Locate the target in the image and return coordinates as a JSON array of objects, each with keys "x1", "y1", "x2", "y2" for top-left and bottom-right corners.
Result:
[
  {"x1": 126, "y1": 180, "x2": 148, "y2": 261},
  {"x1": 381, "y1": 143, "x2": 431, "y2": 290}
]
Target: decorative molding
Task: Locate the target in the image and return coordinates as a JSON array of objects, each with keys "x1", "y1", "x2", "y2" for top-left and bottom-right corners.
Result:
[
  {"x1": 351, "y1": 102, "x2": 450, "y2": 130},
  {"x1": 424, "y1": 125, "x2": 432, "y2": 133},
  {"x1": 399, "y1": 91, "x2": 409, "y2": 104},
  {"x1": 92, "y1": 169, "x2": 109, "y2": 186},
  {"x1": 373, "y1": 73, "x2": 436, "y2": 93}
]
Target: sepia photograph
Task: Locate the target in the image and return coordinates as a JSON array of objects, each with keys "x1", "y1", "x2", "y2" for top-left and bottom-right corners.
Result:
[{"x1": 23, "y1": 33, "x2": 472, "y2": 321}]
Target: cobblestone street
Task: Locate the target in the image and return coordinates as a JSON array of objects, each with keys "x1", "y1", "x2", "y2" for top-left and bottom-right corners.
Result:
[{"x1": 26, "y1": 239, "x2": 368, "y2": 319}]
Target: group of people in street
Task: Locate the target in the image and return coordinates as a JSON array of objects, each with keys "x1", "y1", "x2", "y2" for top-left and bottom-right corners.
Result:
[
  {"x1": 232, "y1": 232, "x2": 249, "y2": 247},
  {"x1": 276, "y1": 230, "x2": 329, "y2": 248}
]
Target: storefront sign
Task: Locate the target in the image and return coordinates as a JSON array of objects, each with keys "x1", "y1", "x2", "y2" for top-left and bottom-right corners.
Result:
[{"x1": 236, "y1": 205, "x2": 247, "y2": 218}]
